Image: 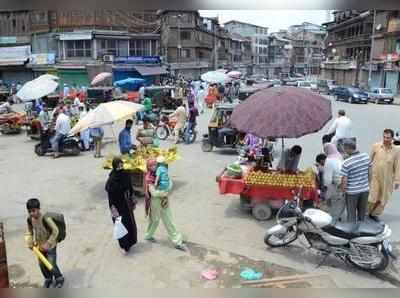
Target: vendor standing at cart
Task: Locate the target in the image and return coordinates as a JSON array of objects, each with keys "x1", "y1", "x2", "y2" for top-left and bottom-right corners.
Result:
[
  {"x1": 119, "y1": 119, "x2": 136, "y2": 155},
  {"x1": 136, "y1": 118, "x2": 155, "y2": 148},
  {"x1": 277, "y1": 145, "x2": 303, "y2": 173}
]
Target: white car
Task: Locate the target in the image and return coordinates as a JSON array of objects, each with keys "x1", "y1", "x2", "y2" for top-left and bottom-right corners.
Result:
[
  {"x1": 367, "y1": 88, "x2": 395, "y2": 104},
  {"x1": 297, "y1": 81, "x2": 312, "y2": 90}
]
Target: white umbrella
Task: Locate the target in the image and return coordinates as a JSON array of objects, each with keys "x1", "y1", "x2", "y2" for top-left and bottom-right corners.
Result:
[
  {"x1": 91, "y1": 72, "x2": 112, "y2": 86},
  {"x1": 36, "y1": 74, "x2": 59, "y2": 82},
  {"x1": 227, "y1": 71, "x2": 242, "y2": 79},
  {"x1": 201, "y1": 71, "x2": 231, "y2": 84},
  {"x1": 69, "y1": 100, "x2": 144, "y2": 135},
  {"x1": 16, "y1": 77, "x2": 59, "y2": 101}
]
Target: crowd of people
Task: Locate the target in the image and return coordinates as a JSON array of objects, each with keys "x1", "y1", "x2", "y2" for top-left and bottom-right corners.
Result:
[{"x1": 315, "y1": 110, "x2": 400, "y2": 224}]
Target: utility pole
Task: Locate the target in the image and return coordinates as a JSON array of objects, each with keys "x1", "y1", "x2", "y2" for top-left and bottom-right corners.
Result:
[
  {"x1": 214, "y1": 20, "x2": 218, "y2": 70},
  {"x1": 368, "y1": 9, "x2": 377, "y2": 88},
  {"x1": 176, "y1": 14, "x2": 182, "y2": 77}
]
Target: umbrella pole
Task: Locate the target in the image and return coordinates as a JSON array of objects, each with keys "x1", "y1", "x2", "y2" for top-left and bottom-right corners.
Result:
[{"x1": 281, "y1": 138, "x2": 285, "y2": 153}]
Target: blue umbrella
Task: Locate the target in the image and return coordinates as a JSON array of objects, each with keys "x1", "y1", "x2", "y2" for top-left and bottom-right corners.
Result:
[{"x1": 113, "y1": 78, "x2": 145, "y2": 87}]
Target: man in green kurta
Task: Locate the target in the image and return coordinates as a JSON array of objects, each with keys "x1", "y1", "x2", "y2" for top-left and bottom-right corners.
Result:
[{"x1": 368, "y1": 129, "x2": 400, "y2": 221}]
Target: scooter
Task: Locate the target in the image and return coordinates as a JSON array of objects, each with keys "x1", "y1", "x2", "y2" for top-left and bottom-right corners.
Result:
[
  {"x1": 155, "y1": 115, "x2": 197, "y2": 144},
  {"x1": 34, "y1": 131, "x2": 81, "y2": 157},
  {"x1": 264, "y1": 189, "x2": 394, "y2": 272}
]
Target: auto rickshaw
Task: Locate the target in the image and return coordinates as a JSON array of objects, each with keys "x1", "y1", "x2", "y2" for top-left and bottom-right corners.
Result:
[{"x1": 201, "y1": 103, "x2": 241, "y2": 152}]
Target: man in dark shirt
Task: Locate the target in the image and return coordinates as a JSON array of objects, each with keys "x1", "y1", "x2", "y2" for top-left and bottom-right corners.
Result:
[{"x1": 185, "y1": 101, "x2": 198, "y2": 142}]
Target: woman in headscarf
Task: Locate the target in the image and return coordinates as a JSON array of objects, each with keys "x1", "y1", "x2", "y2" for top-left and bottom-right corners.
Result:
[
  {"x1": 105, "y1": 158, "x2": 137, "y2": 255},
  {"x1": 323, "y1": 143, "x2": 345, "y2": 221},
  {"x1": 144, "y1": 156, "x2": 185, "y2": 251}
]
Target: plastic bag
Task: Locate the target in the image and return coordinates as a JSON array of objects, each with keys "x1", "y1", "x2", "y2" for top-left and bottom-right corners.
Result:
[
  {"x1": 153, "y1": 137, "x2": 160, "y2": 147},
  {"x1": 113, "y1": 216, "x2": 128, "y2": 240},
  {"x1": 240, "y1": 268, "x2": 263, "y2": 281}
]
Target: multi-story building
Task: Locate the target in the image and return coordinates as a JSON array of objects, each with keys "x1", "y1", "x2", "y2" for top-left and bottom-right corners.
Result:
[
  {"x1": 321, "y1": 10, "x2": 374, "y2": 87},
  {"x1": 224, "y1": 20, "x2": 268, "y2": 76},
  {"x1": 368, "y1": 10, "x2": 400, "y2": 94},
  {"x1": 0, "y1": 10, "x2": 165, "y2": 87},
  {"x1": 230, "y1": 32, "x2": 253, "y2": 75},
  {"x1": 287, "y1": 22, "x2": 327, "y2": 77},
  {"x1": 267, "y1": 32, "x2": 292, "y2": 79},
  {"x1": 159, "y1": 11, "x2": 219, "y2": 79},
  {"x1": 0, "y1": 10, "x2": 49, "y2": 84}
]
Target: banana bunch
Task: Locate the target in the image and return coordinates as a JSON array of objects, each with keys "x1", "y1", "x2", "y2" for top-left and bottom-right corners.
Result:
[
  {"x1": 245, "y1": 171, "x2": 315, "y2": 188},
  {"x1": 103, "y1": 146, "x2": 180, "y2": 172}
]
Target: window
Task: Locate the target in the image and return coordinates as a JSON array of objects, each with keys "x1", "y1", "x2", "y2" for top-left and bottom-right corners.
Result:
[
  {"x1": 181, "y1": 49, "x2": 191, "y2": 58},
  {"x1": 129, "y1": 40, "x2": 152, "y2": 56},
  {"x1": 180, "y1": 31, "x2": 191, "y2": 40},
  {"x1": 66, "y1": 40, "x2": 92, "y2": 58}
]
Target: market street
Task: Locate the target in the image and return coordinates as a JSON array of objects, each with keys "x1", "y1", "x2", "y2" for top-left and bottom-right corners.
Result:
[{"x1": 1, "y1": 95, "x2": 400, "y2": 287}]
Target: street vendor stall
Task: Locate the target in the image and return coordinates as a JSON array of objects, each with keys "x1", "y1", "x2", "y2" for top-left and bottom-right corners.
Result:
[
  {"x1": 103, "y1": 146, "x2": 180, "y2": 193},
  {"x1": 217, "y1": 164, "x2": 318, "y2": 220},
  {"x1": 215, "y1": 87, "x2": 332, "y2": 221}
]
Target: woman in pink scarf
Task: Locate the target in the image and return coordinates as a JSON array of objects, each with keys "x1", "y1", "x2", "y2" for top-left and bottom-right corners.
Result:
[{"x1": 323, "y1": 143, "x2": 345, "y2": 221}]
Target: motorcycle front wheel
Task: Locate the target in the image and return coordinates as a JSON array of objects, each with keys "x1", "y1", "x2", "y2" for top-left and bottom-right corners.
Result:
[
  {"x1": 347, "y1": 250, "x2": 389, "y2": 272},
  {"x1": 264, "y1": 227, "x2": 298, "y2": 248},
  {"x1": 156, "y1": 126, "x2": 169, "y2": 140}
]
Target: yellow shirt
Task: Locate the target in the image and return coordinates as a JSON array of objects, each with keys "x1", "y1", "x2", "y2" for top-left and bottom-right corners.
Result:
[{"x1": 25, "y1": 214, "x2": 59, "y2": 249}]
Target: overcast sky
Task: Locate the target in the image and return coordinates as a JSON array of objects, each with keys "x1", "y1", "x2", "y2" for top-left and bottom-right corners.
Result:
[{"x1": 199, "y1": 10, "x2": 332, "y2": 33}]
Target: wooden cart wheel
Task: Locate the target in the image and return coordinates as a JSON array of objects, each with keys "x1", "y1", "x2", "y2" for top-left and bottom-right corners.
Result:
[{"x1": 252, "y1": 203, "x2": 272, "y2": 221}]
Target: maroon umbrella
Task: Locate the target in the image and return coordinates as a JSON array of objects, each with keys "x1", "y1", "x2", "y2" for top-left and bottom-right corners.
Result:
[{"x1": 231, "y1": 86, "x2": 332, "y2": 139}]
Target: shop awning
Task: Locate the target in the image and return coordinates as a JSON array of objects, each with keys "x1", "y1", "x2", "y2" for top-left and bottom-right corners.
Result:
[
  {"x1": 134, "y1": 65, "x2": 168, "y2": 76},
  {"x1": 0, "y1": 45, "x2": 30, "y2": 66},
  {"x1": 0, "y1": 59, "x2": 27, "y2": 66}
]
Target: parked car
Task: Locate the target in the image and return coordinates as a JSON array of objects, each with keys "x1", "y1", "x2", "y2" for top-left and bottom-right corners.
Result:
[
  {"x1": 367, "y1": 88, "x2": 395, "y2": 104},
  {"x1": 297, "y1": 81, "x2": 312, "y2": 90},
  {"x1": 317, "y1": 79, "x2": 337, "y2": 94},
  {"x1": 333, "y1": 86, "x2": 368, "y2": 104}
]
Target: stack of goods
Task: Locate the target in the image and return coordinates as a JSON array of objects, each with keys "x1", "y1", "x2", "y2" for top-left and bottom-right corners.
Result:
[
  {"x1": 103, "y1": 146, "x2": 180, "y2": 172},
  {"x1": 226, "y1": 164, "x2": 243, "y2": 179},
  {"x1": 244, "y1": 170, "x2": 315, "y2": 188}
]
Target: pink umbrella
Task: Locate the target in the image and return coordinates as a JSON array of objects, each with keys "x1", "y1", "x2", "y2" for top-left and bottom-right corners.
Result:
[{"x1": 91, "y1": 72, "x2": 112, "y2": 86}]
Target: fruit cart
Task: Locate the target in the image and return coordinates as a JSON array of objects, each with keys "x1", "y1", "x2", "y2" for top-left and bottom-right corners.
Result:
[
  {"x1": 216, "y1": 165, "x2": 318, "y2": 221},
  {"x1": 103, "y1": 146, "x2": 180, "y2": 196}
]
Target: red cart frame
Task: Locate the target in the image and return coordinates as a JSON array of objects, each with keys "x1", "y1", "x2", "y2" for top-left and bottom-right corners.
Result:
[{"x1": 216, "y1": 168, "x2": 319, "y2": 220}]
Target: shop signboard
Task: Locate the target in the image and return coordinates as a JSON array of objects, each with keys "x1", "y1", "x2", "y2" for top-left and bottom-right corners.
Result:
[
  {"x1": 113, "y1": 56, "x2": 161, "y2": 64},
  {"x1": 30, "y1": 53, "x2": 56, "y2": 65}
]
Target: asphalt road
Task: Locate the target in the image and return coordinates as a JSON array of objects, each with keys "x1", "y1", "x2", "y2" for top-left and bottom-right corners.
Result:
[{"x1": 1, "y1": 95, "x2": 400, "y2": 287}]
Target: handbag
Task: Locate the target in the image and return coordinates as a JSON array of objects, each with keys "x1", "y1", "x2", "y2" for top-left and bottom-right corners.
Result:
[{"x1": 113, "y1": 216, "x2": 128, "y2": 240}]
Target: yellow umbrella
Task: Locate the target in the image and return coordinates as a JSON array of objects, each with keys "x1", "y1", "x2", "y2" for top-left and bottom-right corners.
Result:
[{"x1": 69, "y1": 100, "x2": 144, "y2": 135}]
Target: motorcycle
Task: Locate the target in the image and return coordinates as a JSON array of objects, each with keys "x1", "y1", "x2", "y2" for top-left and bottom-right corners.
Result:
[
  {"x1": 155, "y1": 115, "x2": 197, "y2": 144},
  {"x1": 34, "y1": 131, "x2": 81, "y2": 157},
  {"x1": 394, "y1": 131, "x2": 400, "y2": 146},
  {"x1": 264, "y1": 189, "x2": 394, "y2": 272}
]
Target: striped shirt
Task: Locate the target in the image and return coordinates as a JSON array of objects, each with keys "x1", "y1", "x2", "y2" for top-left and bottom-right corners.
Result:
[{"x1": 340, "y1": 152, "x2": 371, "y2": 194}]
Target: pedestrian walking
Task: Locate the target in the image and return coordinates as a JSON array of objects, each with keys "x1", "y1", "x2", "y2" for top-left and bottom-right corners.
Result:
[
  {"x1": 340, "y1": 139, "x2": 372, "y2": 223},
  {"x1": 144, "y1": 156, "x2": 185, "y2": 250},
  {"x1": 25, "y1": 198, "x2": 65, "y2": 288},
  {"x1": 368, "y1": 129, "x2": 400, "y2": 221},
  {"x1": 169, "y1": 101, "x2": 186, "y2": 144},
  {"x1": 327, "y1": 110, "x2": 353, "y2": 154},
  {"x1": 323, "y1": 143, "x2": 345, "y2": 221},
  {"x1": 90, "y1": 126, "x2": 104, "y2": 158},
  {"x1": 78, "y1": 105, "x2": 90, "y2": 151},
  {"x1": 105, "y1": 158, "x2": 138, "y2": 255},
  {"x1": 196, "y1": 85, "x2": 205, "y2": 113}
]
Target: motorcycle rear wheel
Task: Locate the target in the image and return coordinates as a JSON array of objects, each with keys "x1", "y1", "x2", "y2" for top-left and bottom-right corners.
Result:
[
  {"x1": 347, "y1": 250, "x2": 389, "y2": 272},
  {"x1": 264, "y1": 227, "x2": 298, "y2": 248}
]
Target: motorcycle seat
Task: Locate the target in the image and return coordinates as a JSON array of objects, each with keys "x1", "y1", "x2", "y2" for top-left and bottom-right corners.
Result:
[{"x1": 323, "y1": 221, "x2": 385, "y2": 239}]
